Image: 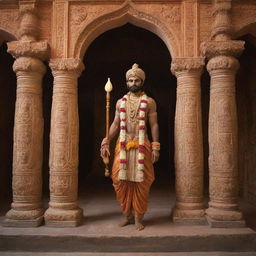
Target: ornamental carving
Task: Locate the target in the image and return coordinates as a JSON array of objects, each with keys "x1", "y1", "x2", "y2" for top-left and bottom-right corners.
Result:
[
  {"x1": 171, "y1": 58, "x2": 205, "y2": 75},
  {"x1": 13, "y1": 175, "x2": 42, "y2": 197},
  {"x1": 70, "y1": 6, "x2": 88, "y2": 26},
  {"x1": 50, "y1": 58, "x2": 84, "y2": 75},
  {"x1": 8, "y1": 41, "x2": 50, "y2": 60},
  {"x1": 74, "y1": 2, "x2": 179, "y2": 59},
  {"x1": 161, "y1": 5, "x2": 180, "y2": 23},
  {"x1": 201, "y1": 40, "x2": 244, "y2": 59},
  {"x1": 207, "y1": 56, "x2": 240, "y2": 73},
  {"x1": 13, "y1": 57, "x2": 46, "y2": 74}
]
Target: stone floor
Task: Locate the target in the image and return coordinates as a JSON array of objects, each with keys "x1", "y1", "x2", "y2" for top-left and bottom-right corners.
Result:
[{"x1": 0, "y1": 178, "x2": 256, "y2": 254}]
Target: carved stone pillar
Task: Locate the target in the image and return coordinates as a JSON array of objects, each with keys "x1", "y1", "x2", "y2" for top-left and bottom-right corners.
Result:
[
  {"x1": 3, "y1": 0, "x2": 49, "y2": 227},
  {"x1": 171, "y1": 58, "x2": 205, "y2": 224},
  {"x1": 44, "y1": 58, "x2": 84, "y2": 227},
  {"x1": 3, "y1": 56, "x2": 46, "y2": 227},
  {"x1": 201, "y1": 0, "x2": 246, "y2": 227},
  {"x1": 201, "y1": 41, "x2": 245, "y2": 227}
]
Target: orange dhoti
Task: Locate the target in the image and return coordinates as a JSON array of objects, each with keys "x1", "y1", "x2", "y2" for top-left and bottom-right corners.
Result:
[{"x1": 112, "y1": 139, "x2": 155, "y2": 216}]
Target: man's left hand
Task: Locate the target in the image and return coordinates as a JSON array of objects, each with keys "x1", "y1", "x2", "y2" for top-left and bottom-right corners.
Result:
[{"x1": 152, "y1": 150, "x2": 159, "y2": 164}]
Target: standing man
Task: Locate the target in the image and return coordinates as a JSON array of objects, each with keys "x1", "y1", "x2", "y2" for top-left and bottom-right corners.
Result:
[{"x1": 101, "y1": 63, "x2": 160, "y2": 230}]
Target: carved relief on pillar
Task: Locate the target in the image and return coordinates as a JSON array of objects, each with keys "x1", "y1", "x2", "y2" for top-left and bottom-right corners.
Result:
[
  {"x1": 171, "y1": 57, "x2": 205, "y2": 75},
  {"x1": 201, "y1": 40, "x2": 245, "y2": 60},
  {"x1": 4, "y1": 56, "x2": 46, "y2": 227},
  {"x1": 171, "y1": 58, "x2": 205, "y2": 223},
  {"x1": 201, "y1": 38, "x2": 245, "y2": 225},
  {"x1": 44, "y1": 58, "x2": 84, "y2": 227},
  {"x1": 8, "y1": 41, "x2": 50, "y2": 61}
]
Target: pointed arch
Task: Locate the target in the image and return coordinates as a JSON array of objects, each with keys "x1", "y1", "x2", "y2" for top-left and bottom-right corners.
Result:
[{"x1": 73, "y1": 2, "x2": 180, "y2": 59}]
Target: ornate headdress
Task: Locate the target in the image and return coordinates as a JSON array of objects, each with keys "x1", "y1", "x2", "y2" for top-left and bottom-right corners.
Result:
[{"x1": 126, "y1": 63, "x2": 145, "y2": 82}]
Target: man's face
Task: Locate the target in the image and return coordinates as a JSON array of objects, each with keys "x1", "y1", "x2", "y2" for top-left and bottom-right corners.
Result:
[{"x1": 127, "y1": 76, "x2": 143, "y2": 93}]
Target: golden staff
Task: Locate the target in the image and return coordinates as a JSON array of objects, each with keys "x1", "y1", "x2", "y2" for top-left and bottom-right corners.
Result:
[{"x1": 103, "y1": 78, "x2": 113, "y2": 177}]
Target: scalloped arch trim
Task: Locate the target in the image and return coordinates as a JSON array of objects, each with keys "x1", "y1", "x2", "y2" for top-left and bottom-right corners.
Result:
[{"x1": 73, "y1": 2, "x2": 179, "y2": 59}]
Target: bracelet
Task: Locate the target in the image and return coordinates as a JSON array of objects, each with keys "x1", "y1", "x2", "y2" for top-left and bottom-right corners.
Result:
[
  {"x1": 151, "y1": 141, "x2": 160, "y2": 151},
  {"x1": 101, "y1": 142, "x2": 109, "y2": 147}
]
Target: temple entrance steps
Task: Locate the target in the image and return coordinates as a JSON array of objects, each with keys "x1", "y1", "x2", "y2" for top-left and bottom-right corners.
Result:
[{"x1": 0, "y1": 181, "x2": 256, "y2": 253}]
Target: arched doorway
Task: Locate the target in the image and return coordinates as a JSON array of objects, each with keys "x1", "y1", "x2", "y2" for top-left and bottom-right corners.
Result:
[{"x1": 78, "y1": 23, "x2": 176, "y2": 206}]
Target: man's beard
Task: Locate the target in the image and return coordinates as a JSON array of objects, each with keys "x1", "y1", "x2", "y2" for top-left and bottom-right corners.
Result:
[{"x1": 127, "y1": 85, "x2": 144, "y2": 93}]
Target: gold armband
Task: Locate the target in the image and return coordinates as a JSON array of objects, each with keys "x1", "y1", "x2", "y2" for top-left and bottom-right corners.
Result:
[{"x1": 151, "y1": 141, "x2": 160, "y2": 151}]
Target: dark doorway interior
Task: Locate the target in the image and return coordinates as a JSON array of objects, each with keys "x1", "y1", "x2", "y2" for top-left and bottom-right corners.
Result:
[
  {"x1": 78, "y1": 23, "x2": 176, "y2": 190},
  {"x1": 237, "y1": 35, "x2": 256, "y2": 205},
  {"x1": 0, "y1": 42, "x2": 16, "y2": 204}
]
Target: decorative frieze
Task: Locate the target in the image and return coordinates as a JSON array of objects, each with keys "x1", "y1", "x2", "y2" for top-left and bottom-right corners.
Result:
[
  {"x1": 201, "y1": 40, "x2": 244, "y2": 59},
  {"x1": 8, "y1": 40, "x2": 50, "y2": 60}
]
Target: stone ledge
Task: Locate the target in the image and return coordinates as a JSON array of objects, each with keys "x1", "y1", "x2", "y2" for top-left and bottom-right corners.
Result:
[{"x1": 206, "y1": 216, "x2": 246, "y2": 228}]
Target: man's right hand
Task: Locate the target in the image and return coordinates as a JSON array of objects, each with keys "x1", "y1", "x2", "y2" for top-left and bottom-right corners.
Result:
[{"x1": 100, "y1": 138, "x2": 110, "y2": 159}]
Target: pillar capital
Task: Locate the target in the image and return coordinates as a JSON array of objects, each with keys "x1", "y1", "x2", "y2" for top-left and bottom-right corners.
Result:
[
  {"x1": 207, "y1": 55, "x2": 240, "y2": 74},
  {"x1": 7, "y1": 40, "x2": 50, "y2": 61},
  {"x1": 171, "y1": 57, "x2": 205, "y2": 77},
  {"x1": 13, "y1": 57, "x2": 46, "y2": 74},
  {"x1": 50, "y1": 58, "x2": 85, "y2": 77},
  {"x1": 201, "y1": 40, "x2": 244, "y2": 60}
]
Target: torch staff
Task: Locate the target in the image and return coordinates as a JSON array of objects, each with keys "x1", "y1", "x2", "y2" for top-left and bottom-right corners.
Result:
[{"x1": 103, "y1": 78, "x2": 113, "y2": 177}]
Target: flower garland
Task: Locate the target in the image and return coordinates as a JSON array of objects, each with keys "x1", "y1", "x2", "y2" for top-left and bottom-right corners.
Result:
[{"x1": 119, "y1": 93, "x2": 148, "y2": 182}]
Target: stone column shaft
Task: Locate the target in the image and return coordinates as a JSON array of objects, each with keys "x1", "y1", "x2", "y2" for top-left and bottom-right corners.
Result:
[
  {"x1": 201, "y1": 39, "x2": 245, "y2": 227},
  {"x1": 44, "y1": 58, "x2": 84, "y2": 227},
  {"x1": 206, "y1": 55, "x2": 243, "y2": 223},
  {"x1": 4, "y1": 57, "x2": 46, "y2": 227},
  {"x1": 171, "y1": 58, "x2": 205, "y2": 224}
]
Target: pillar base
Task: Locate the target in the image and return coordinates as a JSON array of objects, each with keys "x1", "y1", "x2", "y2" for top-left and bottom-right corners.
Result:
[
  {"x1": 2, "y1": 216, "x2": 43, "y2": 227},
  {"x1": 44, "y1": 207, "x2": 83, "y2": 227},
  {"x1": 3, "y1": 208, "x2": 44, "y2": 227},
  {"x1": 172, "y1": 208, "x2": 207, "y2": 225},
  {"x1": 206, "y1": 206, "x2": 243, "y2": 221},
  {"x1": 206, "y1": 215, "x2": 246, "y2": 228}
]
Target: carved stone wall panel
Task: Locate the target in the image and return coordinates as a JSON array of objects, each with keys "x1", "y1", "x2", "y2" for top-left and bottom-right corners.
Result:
[
  {"x1": 232, "y1": 3, "x2": 256, "y2": 37},
  {"x1": 183, "y1": 1, "x2": 197, "y2": 57},
  {"x1": 72, "y1": 2, "x2": 181, "y2": 59},
  {"x1": 38, "y1": 3, "x2": 52, "y2": 44},
  {"x1": 199, "y1": 3, "x2": 213, "y2": 47},
  {"x1": 69, "y1": 3, "x2": 117, "y2": 58},
  {"x1": 0, "y1": 9, "x2": 19, "y2": 39},
  {"x1": 52, "y1": 2, "x2": 66, "y2": 58}
]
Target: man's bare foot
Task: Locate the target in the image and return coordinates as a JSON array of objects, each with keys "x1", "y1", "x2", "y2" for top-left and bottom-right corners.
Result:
[
  {"x1": 135, "y1": 218, "x2": 145, "y2": 231},
  {"x1": 119, "y1": 216, "x2": 135, "y2": 227}
]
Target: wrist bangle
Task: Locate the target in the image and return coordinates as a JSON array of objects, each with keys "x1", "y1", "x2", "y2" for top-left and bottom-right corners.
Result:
[{"x1": 151, "y1": 141, "x2": 160, "y2": 151}]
